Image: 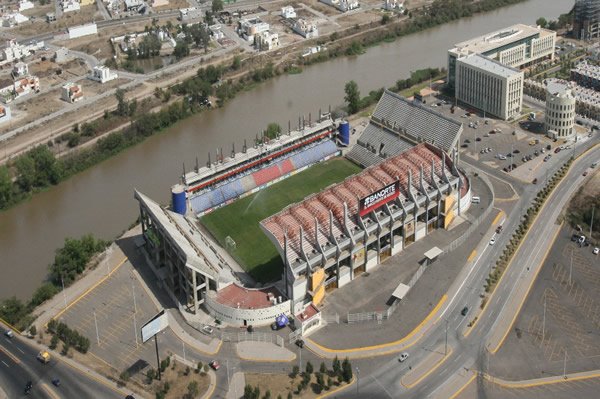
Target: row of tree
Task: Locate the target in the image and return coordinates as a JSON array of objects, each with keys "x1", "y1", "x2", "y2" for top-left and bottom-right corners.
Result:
[
  {"x1": 344, "y1": 67, "x2": 444, "y2": 114},
  {"x1": 0, "y1": 234, "x2": 106, "y2": 330},
  {"x1": 47, "y1": 319, "x2": 91, "y2": 354}
]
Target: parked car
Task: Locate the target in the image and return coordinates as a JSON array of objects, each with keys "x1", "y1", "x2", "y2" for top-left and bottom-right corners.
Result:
[
  {"x1": 4, "y1": 330, "x2": 14, "y2": 338},
  {"x1": 296, "y1": 339, "x2": 304, "y2": 348},
  {"x1": 475, "y1": 137, "x2": 482, "y2": 142},
  {"x1": 555, "y1": 147, "x2": 561, "y2": 153},
  {"x1": 399, "y1": 352, "x2": 409, "y2": 362},
  {"x1": 593, "y1": 247, "x2": 599, "y2": 255},
  {"x1": 201, "y1": 326, "x2": 214, "y2": 335},
  {"x1": 496, "y1": 225, "x2": 503, "y2": 234},
  {"x1": 461, "y1": 307, "x2": 469, "y2": 316},
  {"x1": 24, "y1": 381, "x2": 32, "y2": 395},
  {"x1": 209, "y1": 360, "x2": 221, "y2": 370},
  {"x1": 51, "y1": 379, "x2": 60, "y2": 387}
]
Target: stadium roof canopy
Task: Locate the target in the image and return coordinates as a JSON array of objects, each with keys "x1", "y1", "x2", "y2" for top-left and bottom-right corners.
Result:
[
  {"x1": 347, "y1": 90, "x2": 463, "y2": 167},
  {"x1": 261, "y1": 143, "x2": 462, "y2": 269}
]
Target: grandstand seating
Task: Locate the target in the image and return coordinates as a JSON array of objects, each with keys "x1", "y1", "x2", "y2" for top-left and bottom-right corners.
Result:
[
  {"x1": 189, "y1": 139, "x2": 339, "y2": 214},
  {"x1": 346, "y1": 123, "x2": 414, "y2": 167},
  {"x1": 372, "y1": 90, "x2": 462, "y2": 153},
  {"x1": 253, "y1": 165, "x2": 282, "y2": 187},
  {"x1": 279, "y1": 159, "x2": 295, "y2": 175}
]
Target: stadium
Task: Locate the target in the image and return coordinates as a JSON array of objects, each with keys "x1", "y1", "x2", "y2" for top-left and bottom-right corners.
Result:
[{"x1": 135, "y1": 90, "x2": 470, "y2": 331}]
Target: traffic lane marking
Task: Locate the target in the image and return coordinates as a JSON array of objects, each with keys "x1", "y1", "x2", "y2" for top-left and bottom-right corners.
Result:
[
  {"x1": 40, "y1": 383, "x2": 60, "y2": 399},
  {"x1": 1, "y1": 360, "x2": 9, "y2": 367},
  {"x1": 0, "y1": 345, "x2": 20, "y2": 364}
]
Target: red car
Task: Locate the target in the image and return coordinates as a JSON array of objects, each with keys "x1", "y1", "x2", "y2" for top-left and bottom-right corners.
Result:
[
  {"x1": 209, "y1": 360, "x2": 220, "y2": 370},
  {"x1": 554, "y1": 147, "x2": 561, "y2": 153}
]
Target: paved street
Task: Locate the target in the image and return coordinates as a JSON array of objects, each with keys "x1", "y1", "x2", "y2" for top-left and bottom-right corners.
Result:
[
  {"x1": 0, "y1": 325, "x2": 127, "y2": 399},
  {"x1": 328, "y1": 142, "x2": 600, "y2": 398}
]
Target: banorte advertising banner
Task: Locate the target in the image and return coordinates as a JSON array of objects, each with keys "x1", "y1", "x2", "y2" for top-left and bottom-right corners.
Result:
[{"x1": 359, "y1": 180, "x2": 400, "y2": 217}]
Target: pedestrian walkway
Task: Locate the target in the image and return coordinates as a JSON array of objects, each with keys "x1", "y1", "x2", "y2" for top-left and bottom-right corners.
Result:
[
  {"x1": 226, "y1": 372, "x2": 245, "y2": 399},
  {"x1": 236, "y1": 341, "x2": 295, "y2": 362},
  {"x1": 486, "y1": 368, "x2": 600, "y2": 388}
]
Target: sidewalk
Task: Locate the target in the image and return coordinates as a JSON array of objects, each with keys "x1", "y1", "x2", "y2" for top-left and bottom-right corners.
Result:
[
  {"x1": 485, "y1": 368, "x2": 600, "y2": 388},
  {"x1": 225, "y1": 372, "x2": 245, "y2": 399}
]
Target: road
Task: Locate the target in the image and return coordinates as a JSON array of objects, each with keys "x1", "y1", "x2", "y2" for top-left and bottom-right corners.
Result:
[
  {"x1": 333, "y1": 144, "x2": 600, "y2": 398},
  {"x1": 0, "y1": 327, "x2": 127, "y2": 399}
]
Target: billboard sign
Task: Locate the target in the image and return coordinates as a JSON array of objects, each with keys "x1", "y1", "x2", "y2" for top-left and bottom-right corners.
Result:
[
  {"x1": 141, "y1": 309, "x2": 169, "y2": 343},
  {"x1": 359, "y1": 180, "x2": 400, "y2": 217}
]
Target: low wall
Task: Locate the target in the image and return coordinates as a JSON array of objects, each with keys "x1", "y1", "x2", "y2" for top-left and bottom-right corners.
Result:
[{"x1": 204, "y1": 292, "x2": 291, "y2": 327}]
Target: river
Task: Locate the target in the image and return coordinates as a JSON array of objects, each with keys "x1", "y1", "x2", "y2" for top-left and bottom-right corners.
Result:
[{"x1": 0, "y1": 0, "x2": 572, "y2": 299}]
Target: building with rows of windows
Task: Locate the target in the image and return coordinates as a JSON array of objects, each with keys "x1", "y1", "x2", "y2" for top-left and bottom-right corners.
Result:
[{"x1": 447, "y1": 24, "x2": 555, "y2": 120}]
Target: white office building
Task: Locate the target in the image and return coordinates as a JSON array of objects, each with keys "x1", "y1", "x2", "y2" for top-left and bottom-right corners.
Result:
[
  {"x1": 455, "y1": 54, "x2": 524, "y2": 120},
  {"x1": 545, "y1": 80, "x2": 576, "y2": 139},
  {"x1": 448, "y1": 25, "x2": 555, "y2": 89}
]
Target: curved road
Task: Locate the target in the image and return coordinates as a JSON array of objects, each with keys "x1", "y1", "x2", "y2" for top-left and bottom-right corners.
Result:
[
  {"x1": 0, "y1": 326, "x2": 129, "y2": 399},
  {"x1": 333, "y1": 144, "x2": 600, "y2": 398}
]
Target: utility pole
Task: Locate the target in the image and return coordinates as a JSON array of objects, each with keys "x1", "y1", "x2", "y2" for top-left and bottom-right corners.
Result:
[
  {"x1": 93, "y1": 310, "x2": 100, "y2": 346},
  {"x1": 61, "y1": 275, "x2": 67, "y2": 309},
  {"x1": 132, "y1": 282, "x2": 137, "y2": 314},
  {"x1": 227, "y1": 359, "x2": 230, "y2": 388},
  {"x1": 155, "y1": 335, "x2": 161, "y2": 381},
  {"x1": 590, "y1": 206, "x2": 595, "y2": 238},
  {"x1": 133, "y1": 313, "x2": 138, "y2": 349},
  {"x1": 356, "y1": 367, "x2": 360, "y2": 396},
  {"x1": 445, "y1": 319, "x2": 448, "y2": 355},
  {"x1": 299, "y1": 344, "x2": 302, "y2": 372},
  {"x1": 182, "y1": 340, "x2": 186, "y2": 362},
  {"x1": 563, "y1": 349, "x2": 567, "y2": 379},
  {"x1": 569, "y1": 248, "x2": 574, "y2": 286},
  {"x1": 542, "y1": 295, "x2": 546, "y2": 345}
]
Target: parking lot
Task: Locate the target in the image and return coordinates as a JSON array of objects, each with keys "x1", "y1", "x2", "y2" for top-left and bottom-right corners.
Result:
[
  {"x1": 427, "y1": 97, "x2": 595, "y2": 184},
  {"x1": 491, "y1": 225, "x2": 600, "y2": 381},
  {"x1": 59, "y1": 259, "x2": 160, "y2": 371}
]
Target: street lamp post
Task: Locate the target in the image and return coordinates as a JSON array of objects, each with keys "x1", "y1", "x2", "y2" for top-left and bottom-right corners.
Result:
[
  {"x1": 445, "y1": 319, "x2": 448, "y2": 355},
  {"x1": 590, "y1": 206, "x2": 595, "y2": 238},
  {"x1": 356, "y1": 367, "x2": 360, "y2": 396},
  {"x1": 542, "y1": 295, "x2": 546, "y2": 344},
  {"x1": 569, "y1": 248, "x2": 573, "y2": 286},
  {"x1": 61, "y1": 275, "x2": 67, "y2": 309}
]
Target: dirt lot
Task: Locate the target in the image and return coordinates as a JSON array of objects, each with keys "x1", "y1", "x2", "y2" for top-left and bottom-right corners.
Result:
[
  {"x1": 336, "y1": 9, "x2": 382, "y2": 28},
  {"x1": 12, "y1": 5, "x2": 102, "y2": 37},
  {"x1": 303, "y1": 0, "x2": 341, "y2": 17},
  {"x1": 566, "y1": 168, "x2": 600, "y2": 242},
  {"x1": 245, "y1": 372, "x2": 353, "y2": 398},
  {"x1": 153, "y1": 0, "x2": 189, "y2": 12}
]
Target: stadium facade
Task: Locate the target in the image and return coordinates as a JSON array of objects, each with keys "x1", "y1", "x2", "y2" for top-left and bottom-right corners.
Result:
[{"x1": 135, "y1": 92, "x2": 470, "y2": 329}]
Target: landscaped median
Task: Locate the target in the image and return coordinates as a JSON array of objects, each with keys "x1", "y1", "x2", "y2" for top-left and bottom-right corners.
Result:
[{"x1": 463, "y1": 158, "x2": 575, "y2": 337}]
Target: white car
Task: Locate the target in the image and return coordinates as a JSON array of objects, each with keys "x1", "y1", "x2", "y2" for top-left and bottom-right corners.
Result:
[
  {"x1": 594, "y1": 247, "x2": 599, "y2": 255},
  {"x1": 489, "y1": 238, "x2": 496, "y2": 245},
  {"x1": 399, "y1": 352, "x2": 409, "y2": 362}
]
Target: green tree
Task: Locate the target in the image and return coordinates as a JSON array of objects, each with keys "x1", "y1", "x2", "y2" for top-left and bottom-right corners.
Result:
[
  {"x1": 187, "y1": 381, "x2": 199, "y2": 397},
  {"x1": 212, "y1": 0, "x2": 224, "y2": 13},
  {"x1": 344, "y1": 80, "x2": 361, "y2": 114},
  {"x1": 305, "y1": 361, "x2": 313, "y2": 375},
  {"x1": 115, "y1": 89, "x2": 129, "y2": 117},
  {"x1": 341, "y1": 358, "x2": 352, "y2": 382},
  {"x1": 173, "y1": 40, "x2": 190, "y2": 60},
  {"x1": 536, "y1": 17, "x2": 547, "y2": 28},
  {"x1": 320, "y1": 362, "x2": 327, "y2": 374},
  {"x1": 265, "y1": 123, "x2": 281, "y2": 139},
  {"x1": 231, "y1": 55, "x2": 241, "y2": 70},
  {"x1": 30, "y1": 283, "x2": 59, "y2": 307},
  {"x1": 0, "y1": 165, "x2": 12, "y2": 208},
  {"x1": 332, "y1": 356, "x2": 340, "y2": 375}
]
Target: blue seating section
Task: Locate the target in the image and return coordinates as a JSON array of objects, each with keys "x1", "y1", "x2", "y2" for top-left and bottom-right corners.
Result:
[{"x1": 190, "y1": 140, "x2": 338, "y2": 214}]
